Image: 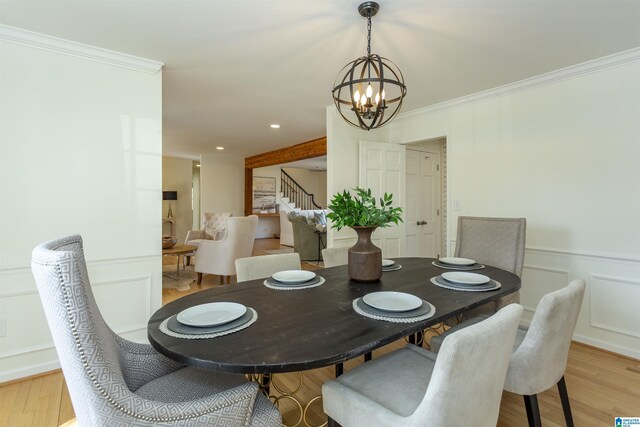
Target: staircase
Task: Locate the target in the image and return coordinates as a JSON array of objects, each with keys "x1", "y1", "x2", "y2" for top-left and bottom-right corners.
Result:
[{"x1": 280, "y1": 169, "x2": 321, "y2": 211}]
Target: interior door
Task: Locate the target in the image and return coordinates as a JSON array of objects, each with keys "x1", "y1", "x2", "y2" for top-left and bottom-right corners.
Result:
[
  {"x1": 405, "y1": 149, "x2": 441, "y2": 257},
  {"x1": 359, "y1": 141, "x2": 406, "y2": 257}
]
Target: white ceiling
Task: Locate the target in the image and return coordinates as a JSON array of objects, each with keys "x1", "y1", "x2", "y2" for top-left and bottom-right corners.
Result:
[{"x1": 1, "y1": 1, "x2": 639, "y2": 159}]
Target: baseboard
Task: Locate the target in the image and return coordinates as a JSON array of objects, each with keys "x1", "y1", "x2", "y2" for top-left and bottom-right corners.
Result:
[
  {"x1": 572, "y1": 333, "x2": 640, "y2": 360},
  {"x1": 0, "y1": 360, "x2": 61, "y2": 384}
]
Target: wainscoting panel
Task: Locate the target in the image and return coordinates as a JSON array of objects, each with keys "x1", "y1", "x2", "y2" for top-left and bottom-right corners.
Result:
[
  {"x1": 0, "y1": 256, "x2": 160, "y2": 383},
  {"x1": 590, "y1": 274, "x2": 640, "y2": 339}
]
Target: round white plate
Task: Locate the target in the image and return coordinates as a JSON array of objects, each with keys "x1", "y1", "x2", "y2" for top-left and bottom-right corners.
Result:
[
  {"x1": 441, "y1": 272, "x2": 491, "y2": 285},
  {"x1": 177, "y1": 302, "x2": 247, "y2": 327},
  {"x1": 382, "y1": 259, "x2": 395, "y2": 267},
  {"x1": 362, "y1": 291, "x2": 423, "y2": 312},
  {"x1": 272, "y1": 270, "x2": 316, "y2": 284},
  {"x1": 438, "y1": 257, "x2": 476, "y2": 266}
]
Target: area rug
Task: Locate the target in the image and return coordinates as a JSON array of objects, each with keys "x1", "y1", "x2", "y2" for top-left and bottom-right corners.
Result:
[{"x1": 162, "y1": 264, "x2": 196, "y2": 291}]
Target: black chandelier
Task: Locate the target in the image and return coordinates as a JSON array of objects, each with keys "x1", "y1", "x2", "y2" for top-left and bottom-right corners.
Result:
[{"x1": 331, "y1": 1, "x2": 407, "y2": 131}]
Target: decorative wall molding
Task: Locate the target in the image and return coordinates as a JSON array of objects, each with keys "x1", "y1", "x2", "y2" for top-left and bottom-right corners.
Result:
[
  {"x1": 526, "y1": 246, "x2": 640, "y2": 263},
  {"x1": 0, "y1": 361, "x2": 61, "y2": 385},
  {"x1": 589, "y1": 274, "x2": 640, "y2": 339},
  {"x1": 399, "y1": 47, "x2": 640, "y2": 120},
  {"x1": 0, "y1": 24, "x2": 163, "y2": 74},
  {"x1": 0, "y1": 254, "x2": 159, "y2": 274}
]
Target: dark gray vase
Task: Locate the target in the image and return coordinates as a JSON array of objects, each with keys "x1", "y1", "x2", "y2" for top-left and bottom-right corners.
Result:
[{"x1": 348, "y1": 226, "x2": 382, "y2": 282}]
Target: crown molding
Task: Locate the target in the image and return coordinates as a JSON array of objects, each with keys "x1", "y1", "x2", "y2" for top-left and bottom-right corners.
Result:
[
  {"x1": 0, "y1": 24, "x2": 163, "y2": 74},
  {"x1": 399, "y1": 47, "x2": 640, "y2": 120}
]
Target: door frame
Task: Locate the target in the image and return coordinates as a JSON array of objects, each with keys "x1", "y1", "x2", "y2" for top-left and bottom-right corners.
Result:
[{"x1": 393, "y1": 132, "x2": 450, "y2": 256}]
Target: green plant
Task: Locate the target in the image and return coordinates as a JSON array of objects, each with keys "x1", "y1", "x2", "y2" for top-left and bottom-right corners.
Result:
[{"x1": 327, "y1": 187, "x2": 403, "y2": 230}]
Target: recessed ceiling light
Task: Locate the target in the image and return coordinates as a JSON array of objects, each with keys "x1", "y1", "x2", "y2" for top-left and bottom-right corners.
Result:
[
  {"x1": 270, "y1": 124, "x2": 281, "y2": 129},
  {"x1": 216, "y1": 146, "x2": 224, "y2": 150}
]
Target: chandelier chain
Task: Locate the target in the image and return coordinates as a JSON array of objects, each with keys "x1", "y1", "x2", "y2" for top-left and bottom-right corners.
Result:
[{"x1": 366, "y1": 16, "x2": 372, "y2": 57}]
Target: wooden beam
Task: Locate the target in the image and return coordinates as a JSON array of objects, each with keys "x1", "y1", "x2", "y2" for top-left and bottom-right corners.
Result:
[
  {"x1": 244, "y1": 136, "x2": 327, "y2": 215},
  {"x1": 244, "y1": 137, "x2": 326, "y2": 169}
]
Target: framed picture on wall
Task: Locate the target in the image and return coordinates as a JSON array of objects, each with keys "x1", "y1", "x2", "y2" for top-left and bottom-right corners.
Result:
[{"x1": 252, "y1": 176, "x2": 276, "y2": 211}]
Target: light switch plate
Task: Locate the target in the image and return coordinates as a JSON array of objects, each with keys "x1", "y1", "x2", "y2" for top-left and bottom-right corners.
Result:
[{"x1": 454, "y1": 200, "x2": 462, "y2": 211}]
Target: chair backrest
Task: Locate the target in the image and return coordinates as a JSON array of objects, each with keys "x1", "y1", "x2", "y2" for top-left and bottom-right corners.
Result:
[
  {"x1": 321, "y1": 247, "x2": 349, "y2": 268},
  {"x1": 415, "y1": 304, "x2": 523, "y2": 426},
  {"x1": 504, "y1": 279, "x2": 586, "y2": 395},
  {"x1": 30, "y1": 235, "x2": 130, "y2": 425},
  {"x1": 196, "y1": 216, "x2": 259, "y2": 276},
  {"x1": 454, "y1": 216, "x2": 526, "y2": 277},
  {"x1": 235, "y1": 253, "x2": 302, "y2": 282},
  {"x1": 203, "y1": 212, "x2": 232, "y2": 238}
]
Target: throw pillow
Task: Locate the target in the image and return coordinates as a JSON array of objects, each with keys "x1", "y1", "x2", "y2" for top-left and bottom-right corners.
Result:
[{"x1": 314, "y1": 211, "x2": 327, "y2": 226}]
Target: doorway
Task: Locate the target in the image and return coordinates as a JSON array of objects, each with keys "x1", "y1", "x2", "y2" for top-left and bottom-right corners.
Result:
[{"x1": 405, "y1": 138, "x2": 446, "y2": 257}]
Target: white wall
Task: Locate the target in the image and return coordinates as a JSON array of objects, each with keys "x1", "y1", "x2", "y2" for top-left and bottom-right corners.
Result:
[
  {"x1": 162, "y1": 157, "x2": 193, "y2": 242},
  {"x1": 327, "y1": 50, "x2": 640, "y2": 358},
  {"x1": 200, "y1": 153, "x2": 244, "y2": 216},
  {"x1": 0, "y1": 27, "x2": 163, "y2": 381}
]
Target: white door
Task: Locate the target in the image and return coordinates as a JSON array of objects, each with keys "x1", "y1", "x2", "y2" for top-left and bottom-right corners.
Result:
[
  {"x1": 359, "y1": 141, "x2": 406, "y2": 257},
  {"x1": 405, "y1": 149, "x2": 441, "y2": 257}
]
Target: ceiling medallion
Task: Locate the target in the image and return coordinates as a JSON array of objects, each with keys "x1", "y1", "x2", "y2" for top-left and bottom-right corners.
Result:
[{"x1": 331, "y1": 1, "x2": 407, "y2": 131}]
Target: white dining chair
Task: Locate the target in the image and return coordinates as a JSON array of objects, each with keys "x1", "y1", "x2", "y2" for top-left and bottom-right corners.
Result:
[
  {"x1": 195, "y1": 215, "x2": 258, "y2": 285},
  {"x1": 235, "y1": 252, "x2": 301, "y2": 282},
  {"x1": 31, "y1": 234, "x2": 281, "y2": 426},
  {"x1": 321, "y1": 246, "x2": 349, "y2": 268},
  {"x1": 322, "y1": 304, "x2": 524, "y2": 427},
  {"x1": 430, "y1": 279, "x2": 586, "y2": 427}
]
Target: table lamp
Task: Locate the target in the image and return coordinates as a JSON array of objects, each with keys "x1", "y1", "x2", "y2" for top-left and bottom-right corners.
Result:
[{"x1": 163, "y1": 191, "x2": 178, "y2": 218}]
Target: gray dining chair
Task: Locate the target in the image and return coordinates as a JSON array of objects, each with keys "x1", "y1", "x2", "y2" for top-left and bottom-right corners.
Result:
[
  {"x1": 454, "y1": 216, "x2": 526, "y2": 315},
  {"x1": 31, "y1": 234, "x2": 281, "y2": 426},
  {"x1": 322, "y1": 304, "x2": 524, "y2": 427},
  {"x1": 235, "y1": 252, "x2": 302, "y2": 282},
  {"x1": 321, "y1": 246, "x2": 349, "y2": 268},
  {"x1": 430, "y1": 279, "x2": 586, "y2": 427}
]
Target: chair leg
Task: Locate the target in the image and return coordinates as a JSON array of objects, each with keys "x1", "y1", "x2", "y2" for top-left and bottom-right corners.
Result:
[
  {"x1": 327, "y1": 417, "x2": 342, "y2": 427},
  {"x1": 557, "y1": 376, "x2": 574, "y2": 427},
  {"x1": 335, "y1": 363, "x2": 343, "y2": 377},
  {"x1": 523, "y1": 394, "x2": 542, "y2": 427},
  {"x1": 364, "y1": 352, "x2": 372, "y2": 362},
  {"x1": 197, "y1": 273, "x2": 203, "y2": 285}
]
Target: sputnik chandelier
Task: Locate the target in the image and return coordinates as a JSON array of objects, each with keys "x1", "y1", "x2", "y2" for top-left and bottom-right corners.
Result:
[{"x1": 331, "y1": 1, "x2": 407, "y2": 131}]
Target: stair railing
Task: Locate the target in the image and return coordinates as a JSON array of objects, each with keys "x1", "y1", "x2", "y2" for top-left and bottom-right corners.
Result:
[{"x1": 281, "y1": 169, "x2": 321, "y2": 210}]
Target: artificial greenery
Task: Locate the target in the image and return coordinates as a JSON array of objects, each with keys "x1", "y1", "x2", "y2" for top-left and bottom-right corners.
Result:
[{"x1": 326, "y1": 187, "x2": 403, "y2": 230}]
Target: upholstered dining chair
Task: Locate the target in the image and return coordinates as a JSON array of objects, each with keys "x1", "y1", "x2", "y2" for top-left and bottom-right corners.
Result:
[
  {"x1": 322, "y1": 304, "x2": 523, "y2": 427},
  {"x1": 430, "y1": 279, "x2": 586, "y2": 427},
  {"x1": 321, "y1": 246, "x2": 349, "y2": 268},
  {"x1": 31, "y1": 234, "x2": 281, "y2": 426},
  {"x1": 196, "y1": 215, "x2": 258, "y2": 285},
  {"x1": 235, "y1": 253, "x2": 301, "y2": 282},
  {"x1": 454, "y1": 216, "x2": 526, "y2": 314}
]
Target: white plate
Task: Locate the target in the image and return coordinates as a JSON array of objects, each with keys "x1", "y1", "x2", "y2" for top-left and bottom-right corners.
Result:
[
  {"x1": 177, "y1": 302, "x2": 247, "y2": 327},
  {"x1": 382, "y1": 259, "x2": 395, "y2": 267},
  {"x1": 272, "y1": 270, "x2": 316, "y2": 284},
  {"x1": 362, "y1": 291, "x2": 423, "y2": 312},
  {"x1": 438, "y1": 257, "x2": 476, "y2": 266},
  {"x1": 441, "y1": 272, "x2": 491, "y2": 285}
]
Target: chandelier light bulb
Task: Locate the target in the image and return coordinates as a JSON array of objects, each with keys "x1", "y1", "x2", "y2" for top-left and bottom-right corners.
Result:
[
  {"x1": 375, "y1": 92, "x2": 380, "y2": 105},
  {"x1": 354, "y1": 90, "x2": 361, "y2": 103},
  {"x1": 381, "y1": 89, "x2": 386, "y2": 100},
  {"x1": 360, "y1": 93, "x2": 367, "y2": 106},
  {"x1": 366, "y1": 84, "x2": 373, "y2": 98}
]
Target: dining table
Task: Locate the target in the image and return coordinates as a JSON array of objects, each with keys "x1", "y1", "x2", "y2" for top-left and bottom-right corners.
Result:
[{"x1": 147, "y1": 257, "x2": 521, "y2": 375}]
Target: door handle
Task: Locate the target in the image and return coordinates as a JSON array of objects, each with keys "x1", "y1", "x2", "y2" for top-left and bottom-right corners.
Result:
[{"x1": 416, "y1": 220, "x2": 428, "y2": 226}]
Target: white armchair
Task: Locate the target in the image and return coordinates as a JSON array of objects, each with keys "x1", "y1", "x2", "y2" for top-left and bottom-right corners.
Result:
[
  {"x1": 195, "y1": 215, "x2": 258, "y2": 285},
  {"x1": 186, "y1": 212, "x2": 232, "y2": 244}
]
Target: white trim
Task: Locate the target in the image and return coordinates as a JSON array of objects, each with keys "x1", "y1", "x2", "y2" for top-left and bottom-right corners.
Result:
[
  {"x1": 589, "y1": 274, "x2": 640, "y2": 339},
  {"x1": 572, "y1": 333, "x2": 640, "y2": 360},
  {"x1": 0, "y1": 254, "x2": 159, "y2": 273},
  {"x1": 525, "y1": 246, "x2": 640, "y2": 263},
  {"x1": 0, "y1": 360, "x2": 61, "y2": 384},
  {"x1": 522, "y1": 264, "x2": 570, "y2": 276},
  {"x1": 399, "y1": 47, "x2": 640, "y2": 120},
  {"x1": 0, "y1": 24, "x2": 163, "y2": 74}
]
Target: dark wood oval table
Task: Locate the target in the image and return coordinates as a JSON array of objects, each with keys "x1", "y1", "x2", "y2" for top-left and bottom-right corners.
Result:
[{"x1": 147, "y1": 257, "x2": 521, "y2": 374}]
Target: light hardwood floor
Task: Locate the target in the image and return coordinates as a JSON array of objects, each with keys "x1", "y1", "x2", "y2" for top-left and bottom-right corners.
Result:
[{"x1": 2, "y1": 238, "x2": 639, "y2": 427}]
